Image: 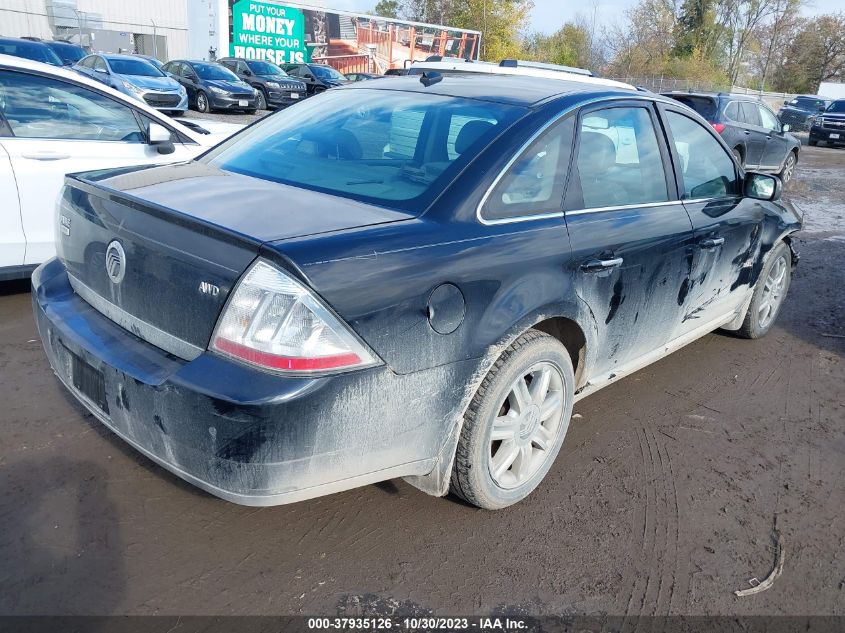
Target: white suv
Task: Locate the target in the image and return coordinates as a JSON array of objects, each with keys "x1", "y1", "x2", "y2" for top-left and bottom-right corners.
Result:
[{"x1": 0, "y1": 55, "x2": 242, "y2": 281}]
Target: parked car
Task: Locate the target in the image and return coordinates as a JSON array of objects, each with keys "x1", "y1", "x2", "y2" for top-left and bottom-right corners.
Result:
[
  {"x1": 345, "y1": 72, "x2": 384, "y2": 82},
  {"x1": 74, "y1": 53, "x2": 188, "y2": 115},
  {"x1": 663, "y1": 92, "x2": 801, "y2": 182},
  {"x1": 281, "y1": 62, "x2": 349, "y2": 95},
  {"x1": 162, "y1": 59, "x2": 258, "y2": 113},
  {"x1": 33, "y1": 73, "x2": 801, "y2": 510},
  {"x1": 778, "y1": 94, "x2": 830, "y2": 131},
  {"x1": 43, "y1": 40, "x2": 87, "y2": 66},
  {"x1": 384, "y1": 68, "x2": 411, "y2": 76},
  {"x1": 219, "y1": 57, "x2": 306, "y2": 109},
  {"x1": 132, "y1": 54, "x2": 164, "y2": 71},
  {"x1": 0, "y1": 37, "x2": 63, "y2": 67},
  {"x1": 0, "y1": 54, "x2": 241, "y2": 281},
  {"x1": 809, "y1": 99, "x2": 845, "y2": 147}
]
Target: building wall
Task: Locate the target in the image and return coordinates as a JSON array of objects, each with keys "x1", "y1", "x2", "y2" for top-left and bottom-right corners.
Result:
[{"x1": 0, "y1": 0, "x2": 53, "y2": 40}]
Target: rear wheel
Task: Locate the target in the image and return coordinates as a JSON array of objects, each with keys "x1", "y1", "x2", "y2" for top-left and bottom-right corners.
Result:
[
  {"x1": 195, "y1": 91, "x2": 210, "y2": 113},
  {"x1": 737, "y1": 241, "x2": 792, "y2": 339},
  {"x1": 779, "y1": 151, "x2": 797, "y2": 183},
  {"x1": 450, "y1": 330, "x2": 575, "y2": 510}
]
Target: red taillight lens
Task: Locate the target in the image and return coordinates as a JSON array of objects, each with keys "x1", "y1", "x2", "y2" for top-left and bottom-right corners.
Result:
[
  {"x1": 710, "y1": 122, "x2": 726, "y2": 134},
  {"x1": 210, "y1": 260, "x2": 379, "y2": 374}
]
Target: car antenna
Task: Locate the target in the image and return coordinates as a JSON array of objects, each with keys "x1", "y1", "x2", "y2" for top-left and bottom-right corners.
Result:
[{"x1": 420, "y1": 71, "x2": 443, "y2": 87}]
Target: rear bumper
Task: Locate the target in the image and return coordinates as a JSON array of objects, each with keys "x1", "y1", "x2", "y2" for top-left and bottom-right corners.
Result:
[{"x1": 33, "y1": 258, "x2": 472, "y2": 505}]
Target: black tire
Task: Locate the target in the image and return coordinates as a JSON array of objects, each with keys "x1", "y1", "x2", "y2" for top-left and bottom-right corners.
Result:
[
  {"x1": 450, "y1": 330, "x2": 575, "y2": 510},
  {"x1": 779, "y1": 150, "x2": 797, "y2": 183},
  {"x1": 736, "y1": 241, "x2": 792, "y2": 339},
  {"x1": 195, "y1": 91, "x2": 210, "y2": 113},
  {"x1": 808, "y1": 139, "x2": 818, "y2": 147},
  {"x1": 256, "y1": 88, "x2": 268, "y2": 110},
  {"x1": 244, "y1": 109, "x2": 257, "y2": 115},
  {"x1": 169, "y1": 110, "x2": 184, "y2": 118}
]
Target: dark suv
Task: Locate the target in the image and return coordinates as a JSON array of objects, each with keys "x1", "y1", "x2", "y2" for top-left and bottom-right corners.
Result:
[
  {"x1": 809, "y1": 99, "x2": 845, "y2": 147},
  {"x1": 663, "y1": 92, "x2": 801, "y2": 182},
  {"x1": 778, "y1": 95, "x2": 830, "y2": 131},
  {"x1": 219, "y1": 58, "x2": 306, "y2": 110},
  {"x1": 281, "y1": 63, "x2": 350, "y2": 96}
]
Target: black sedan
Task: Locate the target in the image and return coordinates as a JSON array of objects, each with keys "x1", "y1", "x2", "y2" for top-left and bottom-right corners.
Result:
[
  {"x1": 33, "y1": 74, "x2": 801, "y2": 510},
  {"x1": 162, "y1": 59, "x2": 259, "y2": 114}
]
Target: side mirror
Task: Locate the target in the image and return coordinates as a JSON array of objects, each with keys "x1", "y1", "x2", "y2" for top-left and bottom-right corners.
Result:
[
  {"x1": 304, "y1": 73, "x2": 315, "y2": 81},
  {"x1": 745, "y1": 173, "x2": 782, "y2": 201},
  {"x1": 95, "y1": 67, "x2": 107, "y2": 74},
  {"x1": 149, "y1": 123, "x2": 175, "y2": 155},
  {"x1": 242, "y1": 68, "x2": 252, "y2": 76},
  {"x1": 782, "y1": 123, "x2": 791, "y2": 133},
  {"x1": 818, "y1": 105, "x2": 826, "y2": 112}
]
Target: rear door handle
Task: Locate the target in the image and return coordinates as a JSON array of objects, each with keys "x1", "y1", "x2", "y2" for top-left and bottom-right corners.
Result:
[
  {"x1": 699, "y1": 237, "x2": 725, "y2": 249},
  {"x1": 22, "y1": 152, "x2": 70, "y2": 161},
  {"x1": 581, "y1": 257, "x2": 624, "y2": 272}
]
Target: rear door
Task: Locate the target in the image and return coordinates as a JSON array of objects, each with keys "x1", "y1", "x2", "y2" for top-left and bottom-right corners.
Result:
[
  {"x1": 737, "y1": 101, "x2": 767, "y2": 168},
  {"x1": 758, "y1": 104, "x2": 790, "y2": 171},
  {"x1": 659, "y1": 104, "x2": 763, "y2": 329},
  {"x1": 0, "y1": 68, "x2": 196, "y2": 266},
  {"x1": 563, "y1": 101, "x2": 694, "y2": 377}
]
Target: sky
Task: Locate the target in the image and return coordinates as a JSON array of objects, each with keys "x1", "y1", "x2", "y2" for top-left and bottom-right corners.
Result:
[{"x1": 328, "y1": 0, "x2": 845, "y2": 34}]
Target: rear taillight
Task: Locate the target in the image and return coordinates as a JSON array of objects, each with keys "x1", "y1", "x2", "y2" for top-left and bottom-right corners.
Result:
[
  {"x1": 210, "y1": 260, "x2": 379, "y2": 374},
  {"x1": 710, "y1": 122, "x2": 726, "y2": 134}
]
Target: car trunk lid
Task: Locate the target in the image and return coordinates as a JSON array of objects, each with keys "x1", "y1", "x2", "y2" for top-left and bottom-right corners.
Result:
[{"x1": 57, "y1": 162, "x2": 413, "y2": 358}]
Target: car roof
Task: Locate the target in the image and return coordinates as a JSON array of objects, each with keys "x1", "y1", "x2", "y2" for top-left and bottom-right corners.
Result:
[
  {"x1": 0, "y1": 36, "x2": 50, "y2": 44},
  {"x1": 342, "y1": 73, "x2": 637, "y2": 107},
  {"x1": 45, "y1": 40, "x2": 81, "y2": 48},
  {"x1": 102, "y1": 53, "x2": 147, "y2": 61}
]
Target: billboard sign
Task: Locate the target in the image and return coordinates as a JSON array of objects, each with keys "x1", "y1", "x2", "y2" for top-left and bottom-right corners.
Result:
[{"x1": 229, "y1": 1, "x2": 480, "y2": 74}]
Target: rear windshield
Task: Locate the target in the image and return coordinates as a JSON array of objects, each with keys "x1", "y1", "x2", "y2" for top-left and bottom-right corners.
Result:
[
  {"x1": 0, "y1": 40, "x2": 63, "y2": 66},
  {"x1": 827, "y1": 100, "x2": 845, "y2": 113},
  {"x1": 669, "y1": 96, "x2": 717, "y2": 120},
  {"x1": 205, "y1": 88, "x2": 522, "y2": 213},
  {"x1": 107, "y1": 58, "x2": 164, "y2": 77}
]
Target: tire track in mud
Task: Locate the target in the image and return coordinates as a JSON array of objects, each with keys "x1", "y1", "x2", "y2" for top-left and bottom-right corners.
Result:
[{"x1": 619, "y1": 424, "x2": 685, "y2": 628}]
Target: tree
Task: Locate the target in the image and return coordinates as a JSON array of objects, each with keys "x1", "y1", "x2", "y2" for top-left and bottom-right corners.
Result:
[
  {"x1": 373, "y1": 0, "x2": 400, "y2": 18},
  {"x1": 775, "y1": 13, "x2": 845, "y2": 93}
]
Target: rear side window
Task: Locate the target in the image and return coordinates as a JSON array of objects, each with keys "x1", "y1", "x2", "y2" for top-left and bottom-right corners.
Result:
[
  {"x1": 670, "y1": 96, "x2": 717, "y2": 121},
  {"x1": 740, "y1": 102, "x2": 761, "y2": 126},
  {"x1": 574, "y1": 106, "x2": 668, "y2": 209},
  {"x1": 206, "y1": 89, "x2": 522, "y2": 213},
  {"x1": 665, "y1": 111, "x2": 738, "y2": 199},
  {"x1": 482, "y1": 116, "x2": 575, "y2": 221},
  {"x1": 725, "y1": 101, "x2": 741, "y2": 122}
]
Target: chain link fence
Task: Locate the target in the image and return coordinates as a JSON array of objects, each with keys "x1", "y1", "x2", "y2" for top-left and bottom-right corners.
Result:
[{"x1": 607, "y1": 76, "x2": 796, "y2": 110}]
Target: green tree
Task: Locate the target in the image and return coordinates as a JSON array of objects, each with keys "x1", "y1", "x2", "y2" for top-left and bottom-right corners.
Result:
[{"x1": 373, "y1": 0, "x2": 400, "y2": 18}]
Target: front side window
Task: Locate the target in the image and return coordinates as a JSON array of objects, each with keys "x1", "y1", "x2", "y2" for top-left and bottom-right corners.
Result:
[
  {"x1": 205, "y1": 89, "x2": 522, "y2": 213},
  {"x1": 93, "y1": 57, "x2": 108, "y2": 73},
  {"x1": 482, "y1": 116, "x2": 575, "y2": 221},
  {"x1": 575, "y1": 106, "x2": 668, "y2": 209},
  {"x1": 665, "y1": 111, "x2": 738, "y2": 199},
  {"x1": 0, "y1": 70, "x2": 143, "y2": 142}
]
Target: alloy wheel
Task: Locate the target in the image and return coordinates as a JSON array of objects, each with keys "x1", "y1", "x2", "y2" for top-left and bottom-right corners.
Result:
[
  {"x1": 197, "y1": 93, "x2": 208, "y2": 113},
  {"x1": 257, "y1": 90, "x2": 267, "y2": 110},
  {"x1": 488, "y1": 362, "x2": 565, "y2": 489},
  {"x1": 758, "y1": 254, "x2": 788, "y2": 329},
  {"x1": 782, "y1": 154, "x2": 796, "y2": 182}
]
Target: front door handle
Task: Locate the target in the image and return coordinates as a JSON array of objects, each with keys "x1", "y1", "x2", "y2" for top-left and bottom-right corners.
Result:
[
  {"x1": 581, "y1": 257, "x2": 624, "y2": 272},
  {"x1": 22, "y1": 152, "x2": 70, "y2": 161},
  {"x1": 699, "y1": 237, "x2": 725, "y2": 249}
]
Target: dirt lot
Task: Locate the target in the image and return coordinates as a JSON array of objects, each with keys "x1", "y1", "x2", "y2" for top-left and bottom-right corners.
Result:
[{"x1": 0, "y1": 144, "x2": 843, "y2": 618}]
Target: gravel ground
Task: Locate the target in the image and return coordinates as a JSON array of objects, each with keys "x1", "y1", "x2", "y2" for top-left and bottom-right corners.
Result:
[
  {"x1": 0, "y1": 143, "x2": 843, "y2": 618},
  {"x1": 183, "y1": 108, "x2": 271, "y2": 127}
]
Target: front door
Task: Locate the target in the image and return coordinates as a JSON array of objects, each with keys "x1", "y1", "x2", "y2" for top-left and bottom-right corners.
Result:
[
  {"x1": 564, "y1": 102, "x2": 695, "y2": 379},
  {"x1": 660, "y1": 105, "x2": 765, "y2": 329}
]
